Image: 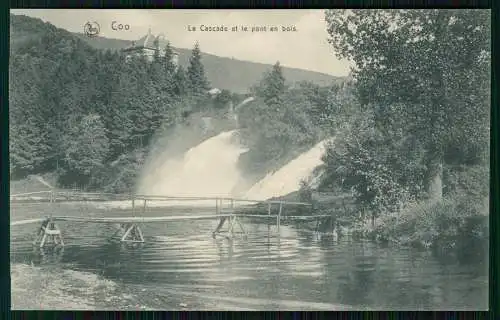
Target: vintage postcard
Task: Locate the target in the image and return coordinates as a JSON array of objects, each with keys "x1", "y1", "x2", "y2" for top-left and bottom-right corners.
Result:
[{"x1": 9, "y1": 9, "x2": 489, "y2": 310}]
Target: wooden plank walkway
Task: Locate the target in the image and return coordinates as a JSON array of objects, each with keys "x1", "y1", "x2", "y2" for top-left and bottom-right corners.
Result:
[
  {"x1": 11, "y1": 218, "x2": 48, "y2": 226},
  {"x1": 49, "y1": 214, "x2": 236, "y2": 223},
  {"x1": 10, "y1": 214, "x2": 331, "y2": 226},
  {"x1": 10, "y1": 190, "x2": 340, "y2": 247},
  {"x1": 235, "y1": 214, "x2": 331, "y2": 220}
]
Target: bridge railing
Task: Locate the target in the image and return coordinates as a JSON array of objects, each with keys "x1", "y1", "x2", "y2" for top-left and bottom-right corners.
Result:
[
  {"x1": 10, "y1": 190, "x2": 339, "y2": 238},
  {"x1": 10, "y1": 190, "x2": 313, "y2": 207},
  {"x1": 10, "y1": 190, "x2": 314, "y2": 223}
]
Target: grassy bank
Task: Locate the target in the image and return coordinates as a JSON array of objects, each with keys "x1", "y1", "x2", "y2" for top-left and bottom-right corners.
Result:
[
  {"x1": 10, "y1": 174, "x2": 58, "y2": 194},
  {"x1": 282, "y1": 183, "x2": 490, "y2": 260},
  {"x1": 347, "y1": 195, "x2": 489, "y2": 259}
]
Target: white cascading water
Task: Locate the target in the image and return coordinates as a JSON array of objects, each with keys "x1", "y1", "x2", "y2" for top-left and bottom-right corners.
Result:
[
  {"x1": 134, "y1": 130, "x2": 249, "y2": 207},
  {"x1": 244, "y1": 140, "x2": 330, "y2": 201},
  {"x1": 96, "y1": 132, "x2": 331, "y2": 210},
  {"x1": 98, "y1": 135, "x2": 330, "y2": 210}
]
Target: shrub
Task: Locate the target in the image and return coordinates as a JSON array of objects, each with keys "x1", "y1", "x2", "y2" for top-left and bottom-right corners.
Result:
[
  {"x1": 372, "y1": 193, "x2": 488, "y2": 253},
  {"x1": 443, "y1": 164, "x2": 489, "y2": 199},
  {"x1": 320, "y1": 106, "x2": 426, "y2": 215}
]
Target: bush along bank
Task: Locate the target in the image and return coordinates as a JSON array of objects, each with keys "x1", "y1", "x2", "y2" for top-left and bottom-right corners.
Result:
[
  {"x1": 299, "y1": 183, "x2": 488, "y2": 259},
  {"x1": 346, "y1": 194, "x2": 489, "y2": 259}
]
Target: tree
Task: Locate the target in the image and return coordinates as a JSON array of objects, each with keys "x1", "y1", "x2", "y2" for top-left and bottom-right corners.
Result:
[
  {"x1": 293, "y1": 81, "x2": 339, "y2": 133},
  {"x1": 9, "y1": 54, "x2": 52, "y2": 177},
  {"x1": 107, "y1": 59, "x2": 143, "y2": 157},
  {"x1": 325, "y1": 9, "x2": 490, "y2": 201},
  {"x1": 238, "y1": 83, "x2": 320, "y2": 174},
  {"x1": 252, "y1": 61, "x2": 286, "y2": 105},
  {"x1": 173, "y1": 65, "x2": 188, "y2": 96},
  {"x1": 163, "y1": 41, "x2": 177, "y2": 75},
  {"x1": 10, "y1": 122, "x2": 51, "y2": 178},
  {"x1": 319, "y1": 105, "x2": 427, "y2": 217},
  {"x1": 153, "y1": 38, "x2": 161, "y2": 63},
  {"x1": 60, "y1": 114, "x2": 109, "y2": 186},
  {"x1": 187, "y1": 42, "x2": 210, "y2": 96},
  {"x1": 320, "y1": 80, "x2": 358, "y2": 134},
  {"x1": 213, "y1": 89, "x2": 232, "y2": 109}
]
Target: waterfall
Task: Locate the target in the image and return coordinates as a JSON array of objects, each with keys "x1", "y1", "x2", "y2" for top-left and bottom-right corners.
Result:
[
  {"x1": 136, "y1": 130, "x2": 248, "y2": 207},
  {"x1": 244, "y1": 140, "x2": 330, "y2": 201},
  {"x1": 110, "y1": 129, "x2": 331, "y2": 210}
]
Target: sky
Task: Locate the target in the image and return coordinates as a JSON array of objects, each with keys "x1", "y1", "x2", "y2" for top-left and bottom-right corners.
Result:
[{"x1": 11, "y1": 9, "x2": 351, "y2": 77}]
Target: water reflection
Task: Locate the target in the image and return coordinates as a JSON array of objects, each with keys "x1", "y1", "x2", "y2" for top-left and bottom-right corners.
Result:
[
  {"x1": 33, "y1": 246, "x2": 65, "y2": 265},
  {"x1": 214, "y1": 238, "x2": 234, "y2": 262},
  {"x1": 11, "y1": 218, "x2": 488, "y2": 310}
]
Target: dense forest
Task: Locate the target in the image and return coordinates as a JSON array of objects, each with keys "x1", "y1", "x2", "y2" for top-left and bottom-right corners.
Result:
[
  {"x1": 9, "y1": 15, "x2": 236, "y2": 191},
  {"x1": 9, "y1": 14, "x2": 334, "y2": 193}
]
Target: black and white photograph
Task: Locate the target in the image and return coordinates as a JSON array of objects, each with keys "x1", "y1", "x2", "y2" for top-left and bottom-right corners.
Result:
[{"x1": 9, "y1": 9, "x2": 490, "y2": 310}]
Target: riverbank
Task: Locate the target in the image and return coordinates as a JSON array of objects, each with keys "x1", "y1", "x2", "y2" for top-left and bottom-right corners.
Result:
[
  {"x1": 284, "y1": 187, "x2": 490, "y2": 261},
  {"x1": 11, "y1": 263, "x2": 151, "y2": 310},
  {"x1": 10, "y1": 174, "x2": 57, "y2": 195},
  {"x1": 346, "y1": 195, "x2": 489, "y2": 260}
]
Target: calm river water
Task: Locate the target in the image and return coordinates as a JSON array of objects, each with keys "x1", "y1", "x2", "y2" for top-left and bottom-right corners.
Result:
[{"x1": 10, "y1": 203, "x2": 488, "y2": 310}]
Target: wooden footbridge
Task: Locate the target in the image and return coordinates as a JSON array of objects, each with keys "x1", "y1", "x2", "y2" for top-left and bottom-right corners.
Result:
[{"x1": 10, "y1": 191, "x2": 333, "y2": 248}]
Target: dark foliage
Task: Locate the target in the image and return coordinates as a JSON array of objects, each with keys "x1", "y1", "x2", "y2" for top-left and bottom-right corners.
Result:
[{"x1": 9, "y1": 15, "x2": 223, "y2": 191}]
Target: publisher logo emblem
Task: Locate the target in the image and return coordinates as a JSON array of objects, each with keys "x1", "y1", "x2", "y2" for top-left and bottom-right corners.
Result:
[{"x1": 84, "y1": 21, "x2": 100, "y2": 37}]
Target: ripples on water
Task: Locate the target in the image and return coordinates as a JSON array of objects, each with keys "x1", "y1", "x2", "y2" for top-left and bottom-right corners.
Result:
[{"x1": 10, "y1": 205, "x2": 488, "y2": 310}]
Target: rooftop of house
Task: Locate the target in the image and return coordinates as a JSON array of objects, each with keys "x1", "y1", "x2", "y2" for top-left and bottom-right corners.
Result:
[
  {"x1": 208, "y1": 88, "x2": 222, "y2": 95},
  {"x1": 123, "y1": 28, "x2": 178, "y2": 53}
]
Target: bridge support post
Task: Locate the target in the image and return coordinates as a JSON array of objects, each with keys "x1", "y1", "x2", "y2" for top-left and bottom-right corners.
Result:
[
  {"x1": 212, "y1": 215, "x2": 246, "y2": 239},
  {"x1": 314, "y1": 217, "x2": 320, "y2": 233},
  {"x1": 212, "y1": 216, "x2": 227, "y2": 237},
  {"x1": 277, "y1": 202, "x2": 283, "y2": 232},
  {"x1": 330, "y1": 211, "x2": 334, "y2": 234},
  {"x1": 234, "y1": 216, "x2": 247, "y2": 238},
  {"x1": 33, "y1": 217, "x2": 64, "y2": 248},
  {"x1": 120, "y1": 223, "x2": 144, "y2": 243}
]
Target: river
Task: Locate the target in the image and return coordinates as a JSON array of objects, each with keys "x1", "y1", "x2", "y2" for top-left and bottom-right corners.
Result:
[{"x1": 10, "y1": 203, "x2": 488, "y2": 310}]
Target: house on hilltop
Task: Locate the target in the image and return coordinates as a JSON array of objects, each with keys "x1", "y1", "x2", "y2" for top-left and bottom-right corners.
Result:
[
  {"x1": 208, "y1": 88, "x2": 222, "y2": 96},
  {"x1": 123, "y1": 28, "x2": 179, "y2": 67}
]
